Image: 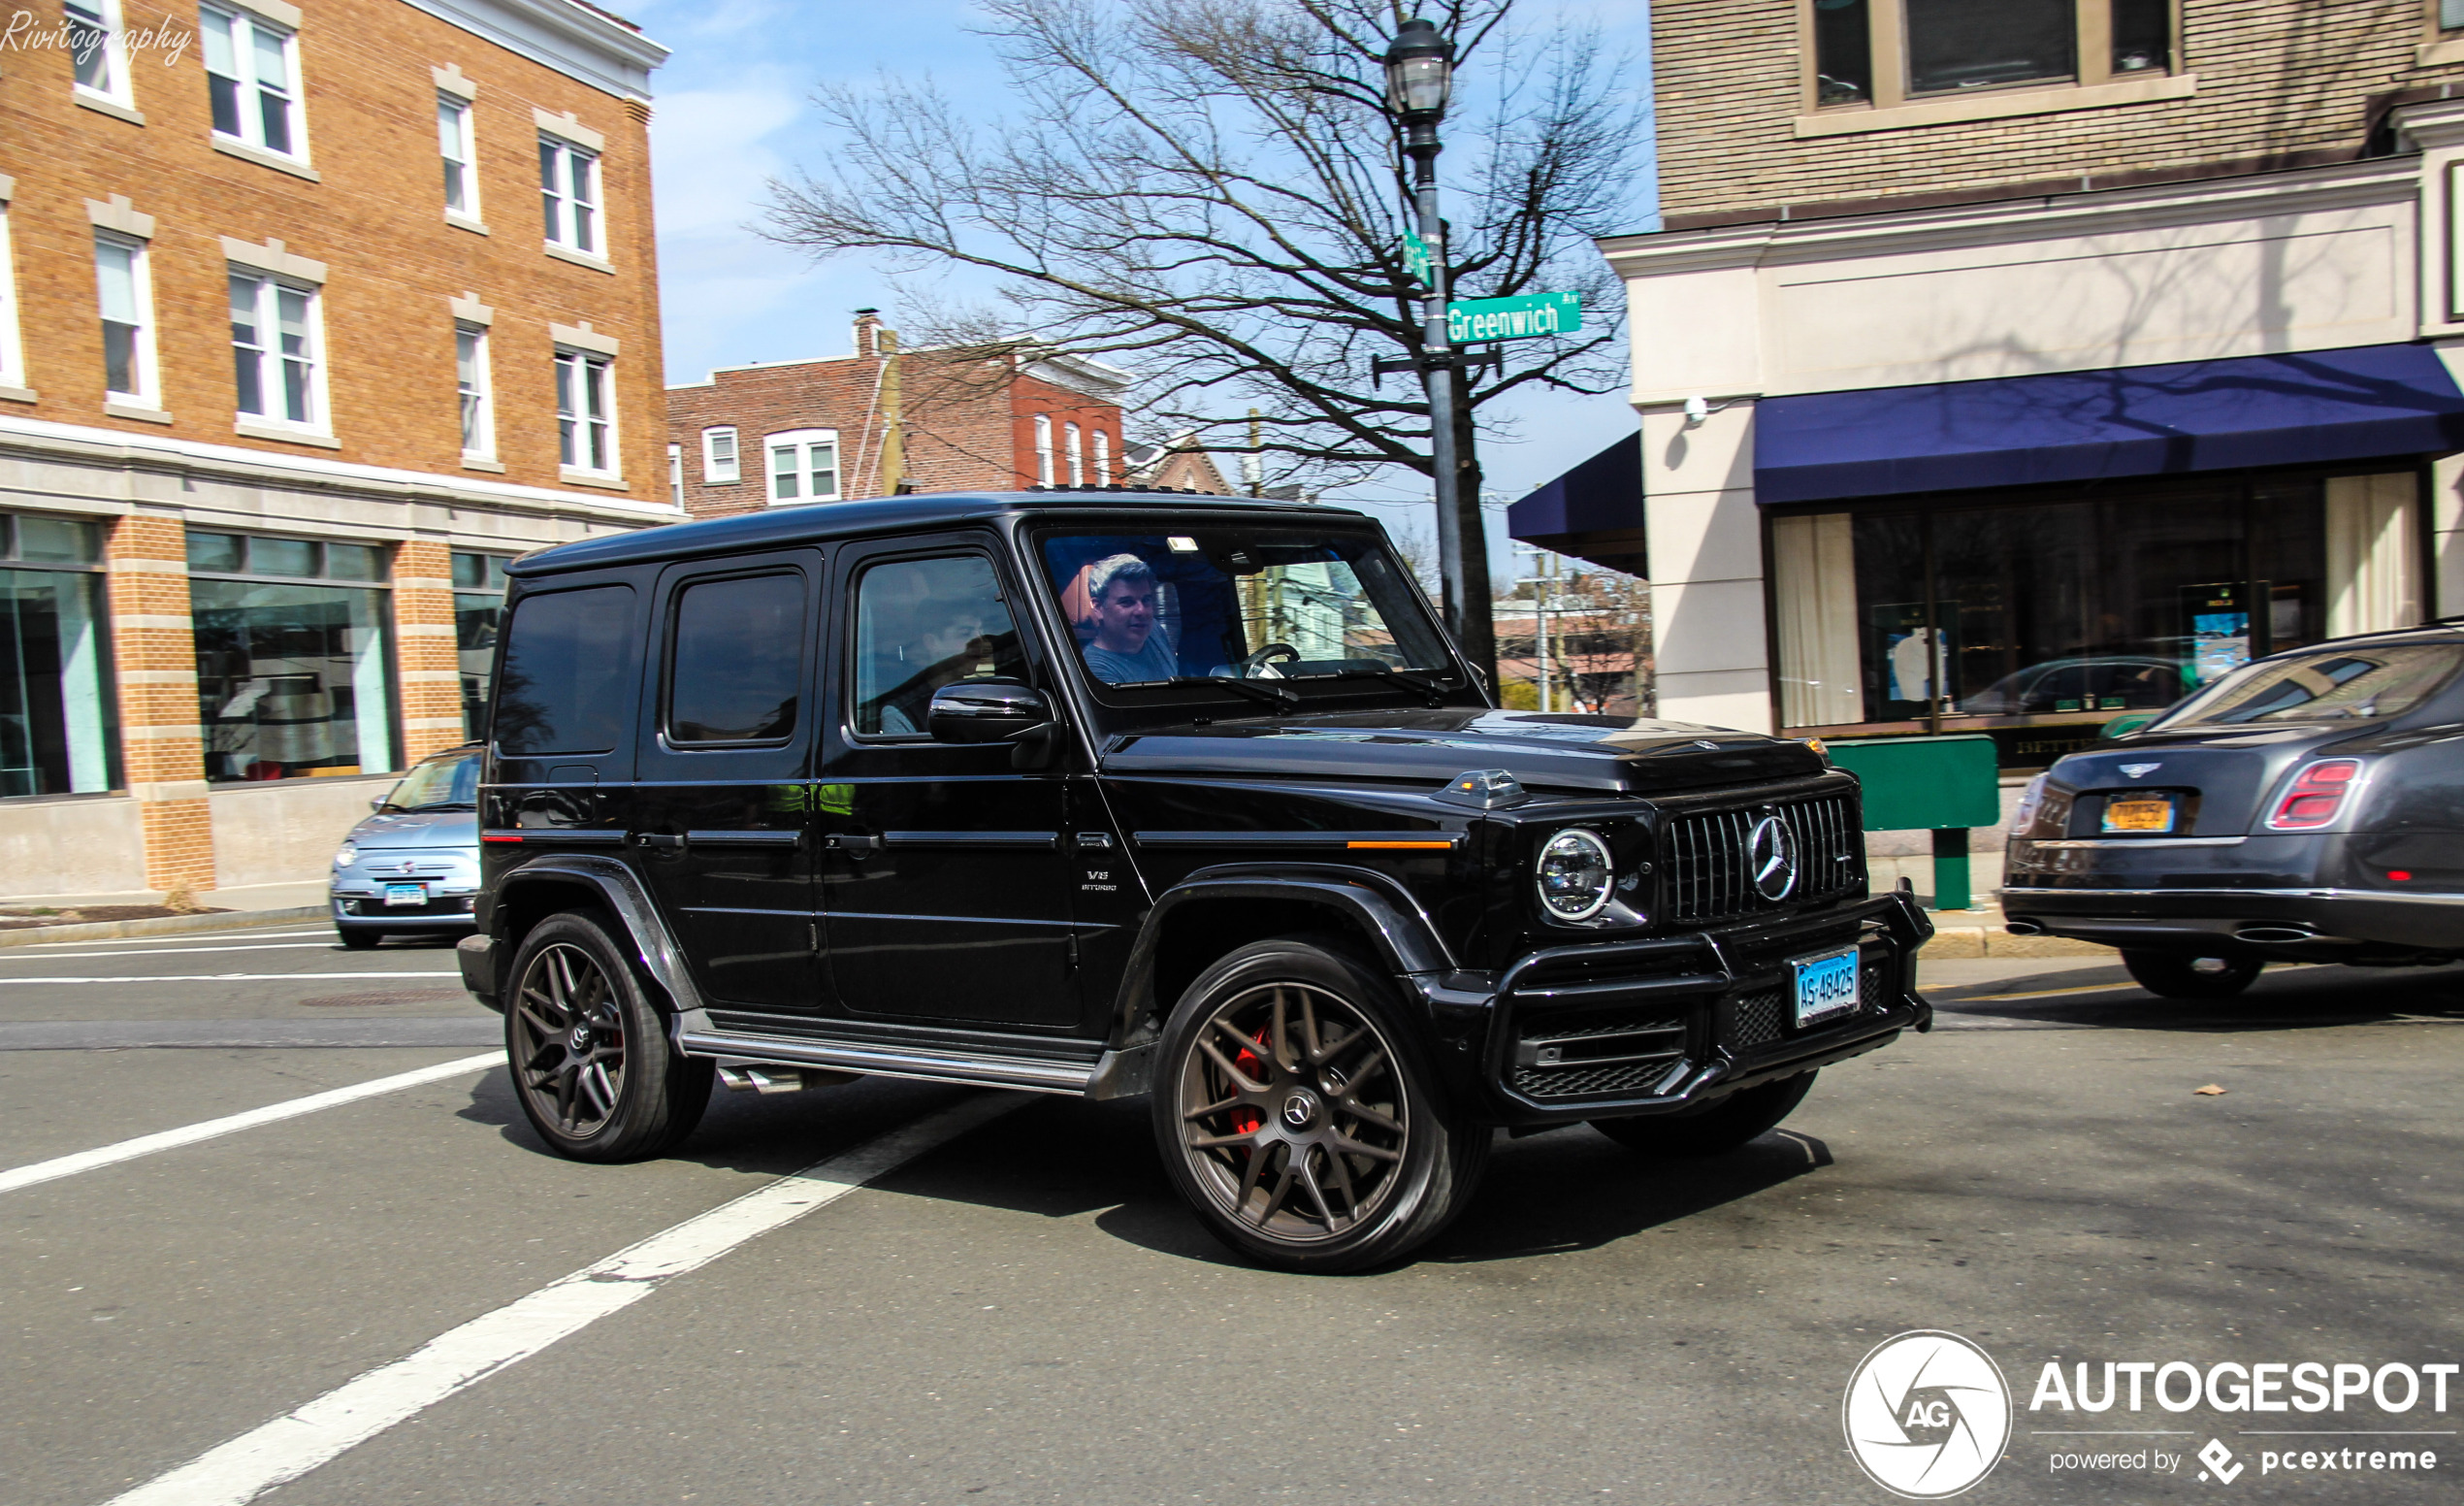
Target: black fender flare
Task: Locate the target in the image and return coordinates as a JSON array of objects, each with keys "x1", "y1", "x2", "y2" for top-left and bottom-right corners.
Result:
[
  {"x1": 1109, "y1": 863, "x2": 1455, "y2": 1042},
  {"x1": 491, "y1": 854, "x2": 707, "y2": 1017}
]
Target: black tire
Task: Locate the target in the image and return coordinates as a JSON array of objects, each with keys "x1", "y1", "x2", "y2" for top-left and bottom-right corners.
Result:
[
  {"x1": 1590, "y1": 1070, "x2": 1818, "y2": 1158},
  {"x1": 336, "y1": 925, "x2": 381, "y2": 950},
  {"x1": 2123, "y1": 949, "x2": 2262, "y2": 999},
  {"x1": 1152, "y1": 936, "x2": 1490, "y2": 1274},
  {"x1": 503, "y1": 910, "x2": 713, "y2": 1162}
]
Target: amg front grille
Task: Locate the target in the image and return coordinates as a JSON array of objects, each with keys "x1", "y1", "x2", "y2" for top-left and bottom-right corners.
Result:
[
  {"x1": 1664, "y1": 794, "x2": 1861, "y2": 924},
  {"x1": 1732, "y1": 989, "x2": 1783, "y2": 1049},
  {"x1": 1511, "y1": 1060, "x2": 1679, "y2": 1099}
]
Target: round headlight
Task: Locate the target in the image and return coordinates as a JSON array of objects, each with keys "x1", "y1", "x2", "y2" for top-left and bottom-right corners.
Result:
[
  {"x1": 1535, "y1": 828, "x2": 1615, "y2": 921},
  {"x1": 333, "y1": 843, "x2": 357, "y2": 868}
]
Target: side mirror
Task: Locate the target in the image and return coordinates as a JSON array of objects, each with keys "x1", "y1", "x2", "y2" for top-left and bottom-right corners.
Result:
[
  {"x1": 370, "y1": 797, "x2": 387, "y2": 812},
  {"x1": 927, "y1": 680, "x2": 1053, "y2": 744}
]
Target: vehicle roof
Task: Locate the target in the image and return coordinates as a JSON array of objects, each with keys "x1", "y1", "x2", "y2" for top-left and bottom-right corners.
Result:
[
  {"x1": 508, "y1": 490, "x2": 1371, "y2": 577},
  {"x1": 2259, "y1": 623, "x2": 2464, "y2": 656}
]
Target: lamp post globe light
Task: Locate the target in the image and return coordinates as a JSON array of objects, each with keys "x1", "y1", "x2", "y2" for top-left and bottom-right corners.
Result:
[{"x1": 1384, "y1": 17, "x2": 1494, "y2": 682}]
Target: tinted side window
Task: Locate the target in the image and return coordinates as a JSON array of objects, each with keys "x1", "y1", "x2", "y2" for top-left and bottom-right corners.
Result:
[
  {"x1": 852, "y1": 555, "x2": 1026, "y2": 737},
  {"x1": 668, "y1": 573, "x2": 803, "y2": 743},
  {"x1": 495, "y1": 585, "x2": 634, "y2": 755}
]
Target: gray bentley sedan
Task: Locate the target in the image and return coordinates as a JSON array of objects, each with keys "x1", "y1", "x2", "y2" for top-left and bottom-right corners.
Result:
[{"x1": 2004, "y1": 626, "x2": 2464, "y2": 998}]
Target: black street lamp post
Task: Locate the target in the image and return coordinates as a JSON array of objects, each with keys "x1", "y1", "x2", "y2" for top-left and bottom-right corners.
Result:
[{"x1": 1384, "y1": 16, "x2": 1496, "y2": 684}]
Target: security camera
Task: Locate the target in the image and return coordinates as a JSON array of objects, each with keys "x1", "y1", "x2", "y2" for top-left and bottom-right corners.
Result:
[{"x1": 1682, "y1": 395, "x2": 1709, "y2": 426}]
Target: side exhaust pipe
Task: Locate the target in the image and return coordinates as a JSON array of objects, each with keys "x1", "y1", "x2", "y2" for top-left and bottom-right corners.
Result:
[{"x1": 715, "y1": 1061, "x2": 860, "y2": 1095}]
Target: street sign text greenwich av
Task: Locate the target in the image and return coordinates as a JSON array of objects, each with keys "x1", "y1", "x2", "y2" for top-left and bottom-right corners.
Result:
[{"x1": 1447, "y1": 292, "x2": 1580, "y2": 344}]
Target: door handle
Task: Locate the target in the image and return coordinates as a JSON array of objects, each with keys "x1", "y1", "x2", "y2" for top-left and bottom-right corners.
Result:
[
  {"x1": 634, "y1": 832, "x2": 686, "y2": 851},
  {"x1": 826, "y1": 834, "x2": 879, "y2": 854}
]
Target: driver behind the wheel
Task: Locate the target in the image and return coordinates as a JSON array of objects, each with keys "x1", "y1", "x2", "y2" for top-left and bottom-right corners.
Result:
[{"x1": 1080, "y1": 553, "x2": 1179, "y2": 684}]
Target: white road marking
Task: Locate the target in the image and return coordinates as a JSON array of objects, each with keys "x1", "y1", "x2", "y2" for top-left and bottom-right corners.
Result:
[
  {"x1": 0, "y1": 972, "x2": 461, "y2": 984},
  {"x1": 0, "y1": 1052, "x2": 500, "y2": 1195},
  {"x1": 103, "y1": 1091, "x2": 1023, "y2": 1506},
  {"x1": 3, "y1": 943, "x2": 357, "y2": 960},
  {"x1": 16, "y1": 929, "x2": 333, "y2": 949}
]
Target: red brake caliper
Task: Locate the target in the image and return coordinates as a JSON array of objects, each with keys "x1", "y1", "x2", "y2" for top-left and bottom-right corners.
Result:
[{"x1": 1228, "y1": 1026, "x2": 1270, "y2": 1148}]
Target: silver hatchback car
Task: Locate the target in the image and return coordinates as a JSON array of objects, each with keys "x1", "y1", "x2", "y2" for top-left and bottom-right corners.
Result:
[{"x1": 331, "y1": 743, "x2": 482, "y2": 948}]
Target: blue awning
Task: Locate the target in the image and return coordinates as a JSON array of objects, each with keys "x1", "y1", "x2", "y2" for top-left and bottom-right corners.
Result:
[
  {"x1": 1754, "y1": 344, "x2": 2464, "y2": 506},
  {"x1": 1506, "y1": 431, "x2": 1643, "y2": 574}
]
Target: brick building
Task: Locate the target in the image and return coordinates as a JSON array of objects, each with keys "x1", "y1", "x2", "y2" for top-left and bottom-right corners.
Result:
[
  {"x1": 0, "y1": 0, "x2": 671, "y2": 900},
  {"x1": 665, "y1": 316, "x2": 1134, "y2": 517},
  {"x1": 1515, "y1": 0, "x2": 2464, "y2": 765}
]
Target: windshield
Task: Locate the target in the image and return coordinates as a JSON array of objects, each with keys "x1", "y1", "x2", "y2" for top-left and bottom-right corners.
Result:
[
  {"x1": 382, "y1": 750, "x2": 479, "y2": 811},
  {"x1": 1036, "y1": 526, "x2": 1453, "y2": 697},
  {"x1": 2146, "y1": 643, "x2": 2463, "y2": 730}
]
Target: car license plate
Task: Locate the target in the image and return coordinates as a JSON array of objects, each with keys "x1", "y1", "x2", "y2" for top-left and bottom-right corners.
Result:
[
  {"x1": 1791, "y1": 946, "x2": 1861, "y2": 1028},
  {"x1": 383, "y1": 883, "x2": 427, "y2": 907},
  {"x1": 2101, "y1": 796, "x2": 2175, "y2": 834}
]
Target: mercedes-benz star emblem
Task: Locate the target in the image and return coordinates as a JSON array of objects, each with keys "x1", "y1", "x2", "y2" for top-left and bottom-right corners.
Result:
[
  {"x1": 1281, "y1": 1091, "x2": 1319, "y2": 1130},
  {"x1": 1748, "y1": 814, "x2": 1799, "y2": 901}
]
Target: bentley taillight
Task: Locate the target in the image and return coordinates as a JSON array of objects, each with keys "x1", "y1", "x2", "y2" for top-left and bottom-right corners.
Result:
[{"x1": 2265, "y1": 759, "x2": 2361, "y2": 831}]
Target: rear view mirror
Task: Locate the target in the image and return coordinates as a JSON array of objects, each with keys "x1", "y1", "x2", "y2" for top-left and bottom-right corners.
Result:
[{"x1": 927, "y1": 680, "x2": 1053, "y2": 744}]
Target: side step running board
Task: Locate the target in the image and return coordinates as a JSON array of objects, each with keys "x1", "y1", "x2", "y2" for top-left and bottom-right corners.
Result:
[{"x1": 675, "y1": 1028, "x2": 1102, "y2": 1097}]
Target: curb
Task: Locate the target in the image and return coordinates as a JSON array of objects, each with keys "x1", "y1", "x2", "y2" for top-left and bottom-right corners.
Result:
[
  {"x1": 0, "y1": 904, "x2": 328, "y2": 949},
  {"x1": 1921, "y1": 923, "x2": 2111, "y2": 959}
]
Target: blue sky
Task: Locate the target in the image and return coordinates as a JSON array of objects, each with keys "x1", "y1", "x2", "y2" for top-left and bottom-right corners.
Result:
[{"x1": 625, "y1": 0, "x2": 1657, "y2": 579}]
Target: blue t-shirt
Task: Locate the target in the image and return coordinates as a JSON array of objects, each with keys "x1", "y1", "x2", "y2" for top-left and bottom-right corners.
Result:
[{"x1": 1082, "y1": 636, "x2": 1179, "y2": 684}]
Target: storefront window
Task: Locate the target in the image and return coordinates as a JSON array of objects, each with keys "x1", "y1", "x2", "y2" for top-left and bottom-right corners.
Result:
[
  {"x1": 190, "y1": 531, "x2": 395, "y2": 781},
  {"x1": 1773, "y1": 474, "x2": 2376, "y2": 768},
  {"x1": 0, "y1": 515, "x2": 114, "y2": 798},
  {"x1": 451, "y1": 551, "x2": 509, "y2": 739}
]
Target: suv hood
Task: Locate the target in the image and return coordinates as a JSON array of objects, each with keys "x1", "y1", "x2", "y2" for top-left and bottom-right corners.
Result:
[
  {"x1": 1099, "y1": 710, "x2": 1822, "y2": 795},
  {"x1": 348, "y1": 808, "x2": 478, "y2": 849}
]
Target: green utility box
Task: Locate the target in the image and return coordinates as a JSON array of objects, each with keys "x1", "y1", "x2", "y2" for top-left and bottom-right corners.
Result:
[{"x1": 1824, "y1": 736, "x2": 2001, "y2": 911}]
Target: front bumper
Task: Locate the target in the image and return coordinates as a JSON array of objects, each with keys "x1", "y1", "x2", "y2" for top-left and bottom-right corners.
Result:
[
  {"x1": 2003, "y1": 885, "x2": 2464, "y2": 958},
  {"x1": 331, "y1": 894, "x2": 479, "y2": 930},
  {"x1": 1439, "y1": 889, "x2": 1933, "y2": 1126}
]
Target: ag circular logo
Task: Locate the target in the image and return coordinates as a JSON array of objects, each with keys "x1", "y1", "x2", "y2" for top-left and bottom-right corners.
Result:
[
  {"x1": 1842, "y1": 1329, "x2": 2011, "y2": 1498},
  {"x1": 1748, "y1": 813, "x2": 1799, "y2": 900}
]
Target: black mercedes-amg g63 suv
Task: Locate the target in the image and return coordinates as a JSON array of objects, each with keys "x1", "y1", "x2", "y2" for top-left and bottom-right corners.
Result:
[{"x1": 455, "y1": 490, "x2": 1931, "y2": 1270}]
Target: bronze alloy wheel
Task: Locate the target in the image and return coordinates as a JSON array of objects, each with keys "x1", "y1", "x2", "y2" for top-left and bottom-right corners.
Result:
[
  {"x1": 509, "y1": 940, "x2": 630, "y2": 1139},
  {"x1": 1176, "y1": 979, "x2": 1411, "y2": 1245}
]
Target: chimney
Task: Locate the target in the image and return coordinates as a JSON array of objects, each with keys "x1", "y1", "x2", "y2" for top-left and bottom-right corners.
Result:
[{"x1": 853, "y1": 309, "x2": 882, "y2": 359}]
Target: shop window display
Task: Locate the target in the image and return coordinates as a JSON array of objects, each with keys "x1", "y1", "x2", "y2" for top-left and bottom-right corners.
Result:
[
  {"x1": 1773, "y1": 474, "x2": 2375, "y2": 768},
  {"x1": 190, "y1": 532, "x2": 396, "y2": 782}
]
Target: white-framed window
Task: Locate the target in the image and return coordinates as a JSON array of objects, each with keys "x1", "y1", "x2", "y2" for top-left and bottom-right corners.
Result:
[
  {"x1": 1093, "y1": 429, "x2": 1111, "y2": 486},
  {"x1": 701, "y1": 425, "x2": 738, "y2": 483},
  {"x1": 764, "y1": 429, "x2": 840, "y2": 505},
  {"x1": 1065, "y1": 422, "x2": 1084, "y2": 486},
  {"x1": 538, "y1": 135, "x2": 600, "y2": 255},
  {"x1": 0, "y1": 207, "x2": 25, "y2": 389},
  {"x1": 667, "y1": 443, "x2": 683, "y2": 507},
  {"x1": 455, "y1": 323, "x2": 492, "y2": 457},
  {"x1": 554, "y1": 348, "x2": 615, "y2": 475},
  {"x1": 227, "y1": 270, "x2": 323, "y2": 429},
  {"x1": 93, "y1": 231, "x2": 156, "y2": 405},
  {"x1": 1033, "y1": 413, "x2": 1054, "y2": 485},
  {"x1": 438, "y1": 95, "x2": 477, "y2": 217},
  {"x1": 201, "y1": 4, "x2": 303, "y2": 158},
  {"x1": 67, "y1": 0, "x2": 133, "y2": 106}
]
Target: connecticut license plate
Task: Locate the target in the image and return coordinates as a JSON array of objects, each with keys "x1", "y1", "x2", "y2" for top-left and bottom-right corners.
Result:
[
  {"x1": 383, "y1": 883, "x2": 426, "y2": 907},
  {"x1": 2101, "y1": 796, "x2": 2176, "y2": 834},
  {"x1": 1791, "y1": 945, "x2": 1861, "y2": 1028}
]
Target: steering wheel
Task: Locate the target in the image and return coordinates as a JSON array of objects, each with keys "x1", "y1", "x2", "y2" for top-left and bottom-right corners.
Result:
[{"x1": 1238, "y1": 642, "x2": 1300, "y2": 677}]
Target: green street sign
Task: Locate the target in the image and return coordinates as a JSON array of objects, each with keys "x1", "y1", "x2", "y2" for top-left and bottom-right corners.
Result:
[
  {"x1": 1402, "y1": 227, "x2": 1432, "y2": 286},
  {"x1": 1447, "y1": 292, "x2": 1580, "y2": 344}
]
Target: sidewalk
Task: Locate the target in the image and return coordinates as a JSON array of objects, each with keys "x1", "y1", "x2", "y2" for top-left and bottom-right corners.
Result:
[
  {"x1": 1917, "y1": 896, "x2": 2108, "y2": 958},
  {"x1": 0, "y1": 880, "x2": 328, "y2": 948}
]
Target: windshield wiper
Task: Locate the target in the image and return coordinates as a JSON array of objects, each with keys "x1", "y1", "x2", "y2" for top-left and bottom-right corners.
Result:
[
  {"x1": 407, "y1": 802, "x2": 478, "y2": 812},
  {"x1": 1329, "y1": 664, "x2": 1448, "y2": 707},
  {"x1": 1179, "y1": 675, "x2": 1301, "y2": 712}
]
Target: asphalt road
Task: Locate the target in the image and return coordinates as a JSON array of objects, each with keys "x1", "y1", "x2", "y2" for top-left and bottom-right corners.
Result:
[{"x1": 5, "y1": 924, "x2": 2461, "y2": 1505}]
